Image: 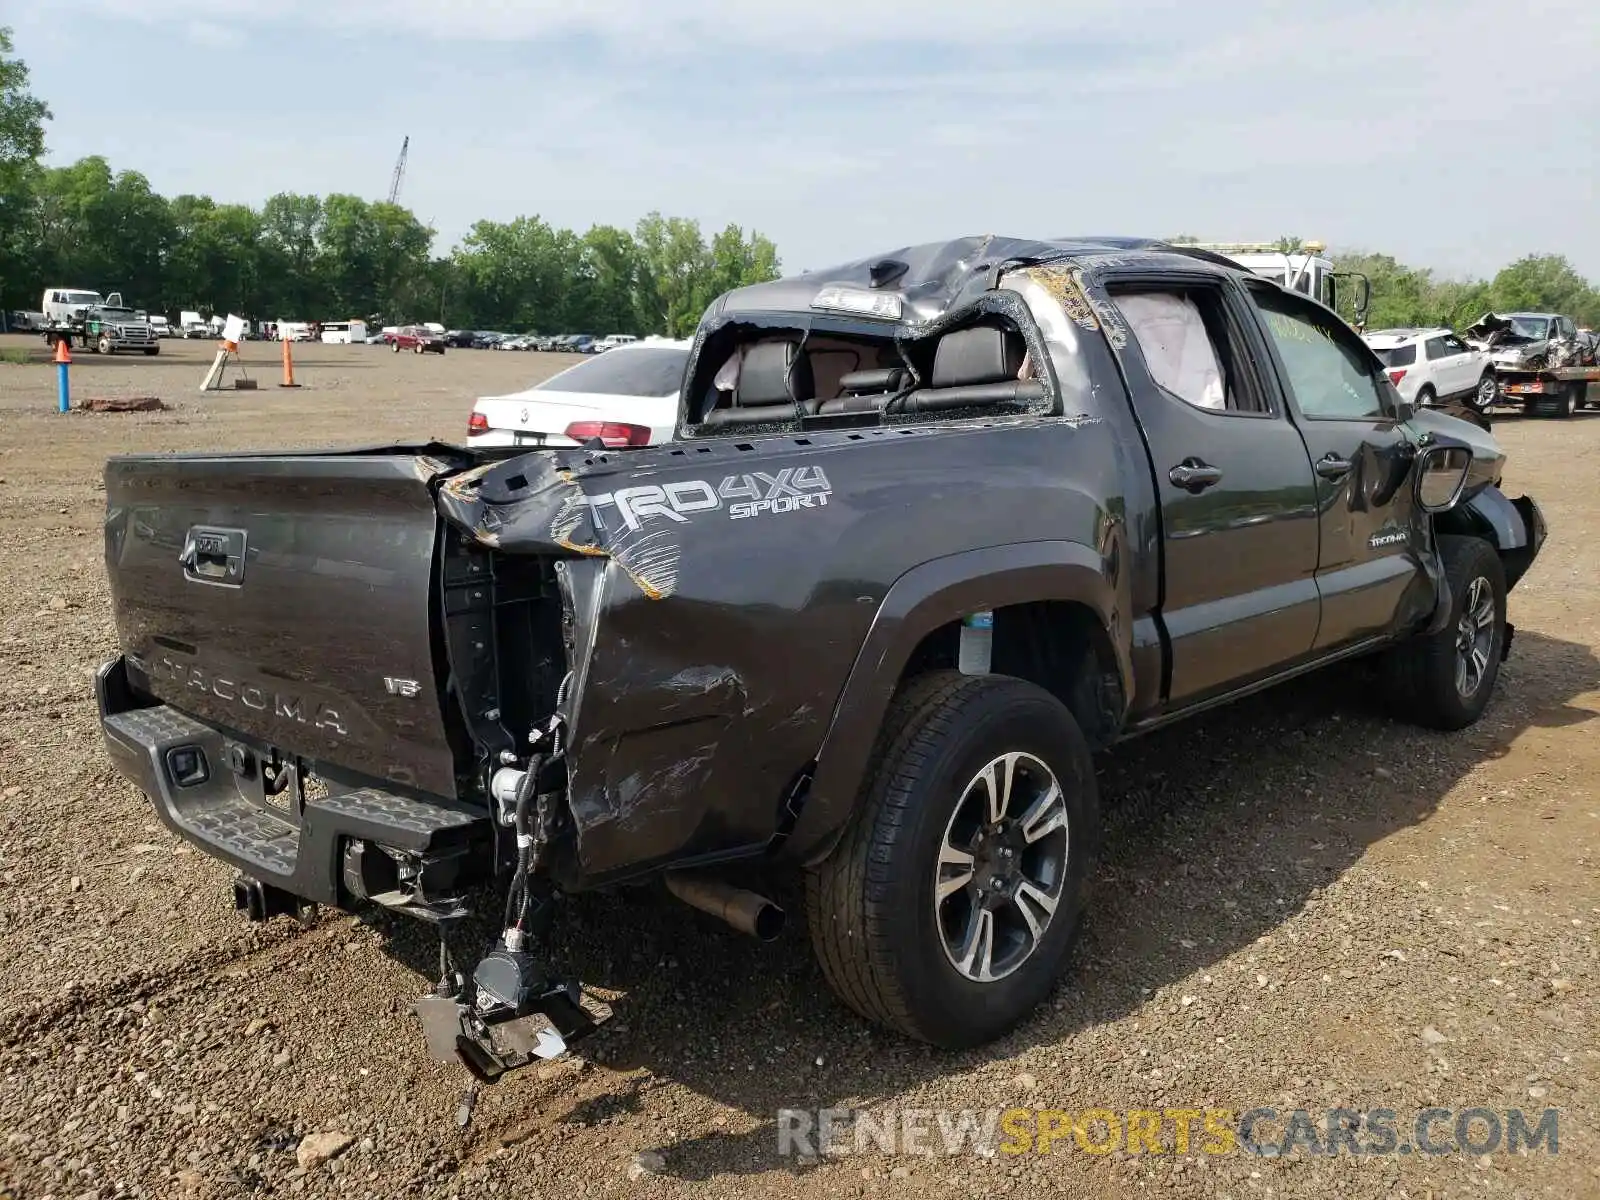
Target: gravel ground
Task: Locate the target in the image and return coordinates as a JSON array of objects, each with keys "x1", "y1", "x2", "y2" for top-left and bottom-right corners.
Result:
[{"x1": 0, "y1": 335, "x2": 1595, "y2": 1199}]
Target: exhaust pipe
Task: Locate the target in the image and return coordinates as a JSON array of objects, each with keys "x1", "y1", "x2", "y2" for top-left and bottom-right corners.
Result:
[{"x1": 664, "y1": 871, "x2": 785, "y2": 941}]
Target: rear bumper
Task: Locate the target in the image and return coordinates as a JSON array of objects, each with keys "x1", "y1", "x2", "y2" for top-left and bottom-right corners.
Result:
[{"x1": 95, "y1": 656, "x2": 492, "y2": 916}]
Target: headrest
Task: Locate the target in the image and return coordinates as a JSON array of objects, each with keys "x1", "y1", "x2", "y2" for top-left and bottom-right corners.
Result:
[
  {"x1": 931, "y1": 326, "x2": 1025, "y2": 388},
  {"x1": 738, "y1": 340, "x2": 814, "y2": 407}
]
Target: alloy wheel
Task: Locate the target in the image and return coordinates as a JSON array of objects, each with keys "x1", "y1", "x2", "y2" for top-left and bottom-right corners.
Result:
[
  {"x1": 1454, "y1": 576, "x2": 1496, "y2": 698},
  {"x1": 934, "y1": 751, "x2": 1070, "y2": 984}
]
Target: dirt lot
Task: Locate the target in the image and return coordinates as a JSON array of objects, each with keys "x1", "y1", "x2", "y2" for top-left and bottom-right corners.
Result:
[{"x1": 0, "y1": 334, "x2": 1596, "y2": 1199}]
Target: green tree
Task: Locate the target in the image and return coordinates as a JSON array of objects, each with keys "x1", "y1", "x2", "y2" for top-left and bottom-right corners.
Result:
[
  {"x1": 259, "y1": 192, "x2": 325, "y2": 317},
  {"x1": 579, "y1": 224, "x2": 639, "y2": 334},
  {"x1": 0, "y1": 27, "x2": 50, "y2": 310},
  {"x1": 634, "y1": 212, "x2": 714, "y2": 337},
  {"x1": 1487, "y1": 255, "x2": 1600, "y2": 327}
]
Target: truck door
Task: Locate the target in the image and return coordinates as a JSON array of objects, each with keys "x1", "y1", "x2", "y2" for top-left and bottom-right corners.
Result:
[
  {"x1": 1244, "y1": 282, "x2": 1430, "y2": 650},
  {"x1": 1102, "y1": 278, "x2": 1321, "y2": 705}
]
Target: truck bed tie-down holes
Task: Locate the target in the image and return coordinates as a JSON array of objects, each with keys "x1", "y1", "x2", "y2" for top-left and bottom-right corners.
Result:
[
  {"x1": 735, "y1": 443, "x2": 754, "y2": 452},
  {"x1": 505, "y1": 474, "x2": 527, "y2": 491},
  {"x1": 794, "y1": 438, "x2": 812, "y2": 446}
]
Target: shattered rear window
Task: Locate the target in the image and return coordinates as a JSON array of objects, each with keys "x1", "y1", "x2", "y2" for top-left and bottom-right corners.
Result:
[{"x1": 1370, "y1": 343, "x2": 1416, "y2": 367}]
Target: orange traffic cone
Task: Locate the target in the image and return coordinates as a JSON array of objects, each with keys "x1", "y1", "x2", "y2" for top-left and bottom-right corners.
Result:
[
  {"x1": 54, "y1": 336, "x2": 72, "y2": 364},
  {"x1": 278, "y1": 336, "x2": 301, "y2": 388}
]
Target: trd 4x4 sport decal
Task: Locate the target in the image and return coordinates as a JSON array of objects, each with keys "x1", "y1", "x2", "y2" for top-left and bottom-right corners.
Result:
[{"x1": 587, "y1": 467, "x2": 833, "y2": 532}]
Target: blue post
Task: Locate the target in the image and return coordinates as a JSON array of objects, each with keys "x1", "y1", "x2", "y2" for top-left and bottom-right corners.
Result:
[{"x1": 56, "y1": 354, "x2": 70, "y2": 413}]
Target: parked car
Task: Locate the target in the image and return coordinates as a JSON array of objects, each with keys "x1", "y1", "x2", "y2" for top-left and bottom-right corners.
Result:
[
  {"x1": 591, "y1": 334, "x2": 639, "y2": 354},
  {"x1": 467, "y1": 337, "x2": 689, "y2": 448},
  {"x1": 1362, "y1": 328, "x2": 1497, "y2": 411},
  {"x1": 389, "y1": 325, "x2": 446, "y2": 354},
  {"x1": 92, "y1": 235, "x2": 1546, "y2": 1081}
]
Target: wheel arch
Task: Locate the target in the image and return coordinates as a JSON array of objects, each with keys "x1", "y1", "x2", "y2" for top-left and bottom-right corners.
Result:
[
  {"x1": 1434, "y1": 485, "x2": 1544, "y2": 592},
  {"x1": 781, "y1": 541, "x2": 1131, "y2": 868}
]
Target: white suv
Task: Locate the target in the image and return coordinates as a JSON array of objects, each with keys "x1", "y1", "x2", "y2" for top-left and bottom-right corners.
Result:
[{"x1": 1363, "y1": 328, "x2": 1497, "y2": 411}]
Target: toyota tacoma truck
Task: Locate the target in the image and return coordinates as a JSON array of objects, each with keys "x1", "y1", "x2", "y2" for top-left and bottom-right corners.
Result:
[{"x1": 96, "y1": 235, "x2": 1546, "y2": 1080}]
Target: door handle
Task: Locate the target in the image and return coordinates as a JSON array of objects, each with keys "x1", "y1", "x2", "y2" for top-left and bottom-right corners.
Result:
[
  {"x1": 1315, "y1": 452, "x2": 1353, "y2": 481},
  {"x1": 1168, "y1": 458, "x2": 1223, "y2": 493}
]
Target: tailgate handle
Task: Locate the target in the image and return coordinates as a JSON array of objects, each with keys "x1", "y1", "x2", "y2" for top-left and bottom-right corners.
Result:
[{"x1": 180, "y1": 526, "x2": 248, "y2": 586}]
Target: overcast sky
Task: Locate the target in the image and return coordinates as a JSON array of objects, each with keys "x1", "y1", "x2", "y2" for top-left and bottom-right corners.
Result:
[{"x1": 11, "y1": 1, "x2": 1599, "y2": 281}]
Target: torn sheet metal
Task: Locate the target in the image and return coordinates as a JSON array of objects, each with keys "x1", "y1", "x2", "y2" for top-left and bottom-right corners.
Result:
[{"x1": 438, "y1": 453, "x2": 684, "y2": 600}]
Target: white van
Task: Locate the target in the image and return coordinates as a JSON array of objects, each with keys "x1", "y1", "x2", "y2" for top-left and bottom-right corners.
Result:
[{"x1": 320, "y1": 320, "x2": 368, "y2": 345}]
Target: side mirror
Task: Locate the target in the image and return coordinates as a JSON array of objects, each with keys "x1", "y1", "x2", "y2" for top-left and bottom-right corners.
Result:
[{"x1": 1416, "y1": 444, "x2": 1472, "y2": 513}]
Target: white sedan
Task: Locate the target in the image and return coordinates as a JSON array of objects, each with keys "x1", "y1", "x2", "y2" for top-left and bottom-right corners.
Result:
[{"x1": 466, "y1": 338, "x2": 689, "y2": 448}]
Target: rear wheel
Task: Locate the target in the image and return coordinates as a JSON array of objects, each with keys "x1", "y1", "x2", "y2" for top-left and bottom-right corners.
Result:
[
  {"x1": 1416, "y1": 384, "x2": 1437, "y2": 408},
  {"x1": 806, "y1": 671, "x2": 1099, "y2": 1048},
  {"x1": 1381, "y1": 536, "x2": 1506, "y2": 731},
  {"x1": 413, "y1": 343, "x2": 423, "y2": 354}
]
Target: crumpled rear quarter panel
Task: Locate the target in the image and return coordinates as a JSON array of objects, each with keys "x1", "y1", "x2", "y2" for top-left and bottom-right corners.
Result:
[{"x1": 438, "y1": 421, "x2": 1129, "y2": 886}]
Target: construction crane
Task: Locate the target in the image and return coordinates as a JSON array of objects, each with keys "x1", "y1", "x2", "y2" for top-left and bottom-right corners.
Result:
[{"x1": 386, "y1": 136, "x2": 409, "y2": 205}]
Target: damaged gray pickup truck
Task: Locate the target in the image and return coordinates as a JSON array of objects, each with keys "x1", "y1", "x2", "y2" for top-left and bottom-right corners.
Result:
[{"x1": 97, "y1": 236, "x2": 1547, "y2": 1079}]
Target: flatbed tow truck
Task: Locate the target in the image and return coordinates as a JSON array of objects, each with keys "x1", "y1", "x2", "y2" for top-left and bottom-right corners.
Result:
[
  {"x1": 1495, "y1": 364, "x2": 1598, "y2": 419},
  {"x1": 39, "y1": 298, "x2": 159, "y2": 357}
]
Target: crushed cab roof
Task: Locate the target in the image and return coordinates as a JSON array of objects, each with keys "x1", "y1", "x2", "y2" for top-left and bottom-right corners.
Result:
[{"x1": 712, "y1": 234, "x2": 1240, "y2": 327}]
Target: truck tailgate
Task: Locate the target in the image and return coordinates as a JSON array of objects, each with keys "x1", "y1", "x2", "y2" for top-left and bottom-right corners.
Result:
[{"x1": 105, "y1": 450, "x2": 464, "y2": 798}]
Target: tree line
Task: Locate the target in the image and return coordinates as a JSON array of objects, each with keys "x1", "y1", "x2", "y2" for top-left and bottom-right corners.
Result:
[
  {"x1": 0, "y1": 29, "x2": 778, "y2": 336},
  {"x1": 5, "y1": 27, "x2": 1599, "y2": 340}
]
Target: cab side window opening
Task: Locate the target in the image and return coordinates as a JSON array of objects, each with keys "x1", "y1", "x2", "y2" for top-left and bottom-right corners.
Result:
[
  {"x1": 1250, "y1": 286, "x2": 1388, "y2": 421},
  {"x1": 1107, "y1": 285, "x2": 1267, "y2": 416}
]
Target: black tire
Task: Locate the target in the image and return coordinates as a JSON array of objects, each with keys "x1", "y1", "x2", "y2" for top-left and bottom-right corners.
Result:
[
  {"x1": 1472, "y1": 372, "x2": 1497, "y2": 411},
  {"x1": 96, "y1": 334, "x2": 113, "y2": 355},
  {"x1": 413, "y1": 343, "x2": 423, "y2": 354},
  {"x1": 143, "y1": 346, "x2": 159, "y2": 357},
  {"x1": 805, "y1": 670, "x2": 1099, "y2": 1049},
  {"x1": 1381, "y1": 536, "x2": 1506, "y2": 731},
  {"x1": 391, "y1": 341, "x2": 400, "y2": 353},
  {"x1": 1415, "y1": 385, "x2": 1437, "y2": 408}
]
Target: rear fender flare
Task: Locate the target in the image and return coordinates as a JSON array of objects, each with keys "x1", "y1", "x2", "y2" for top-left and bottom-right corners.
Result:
[{"x1": 783, "y1": 540, "x2": 1130, "y2": 867}]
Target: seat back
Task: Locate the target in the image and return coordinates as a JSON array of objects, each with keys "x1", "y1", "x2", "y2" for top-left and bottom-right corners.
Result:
[
  {"x1": 897, "y1": 324, "x2": 1046, "y2": 414},
  {"x1": 702, "y1": 340, "x2": 816, "y2": 428}
]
